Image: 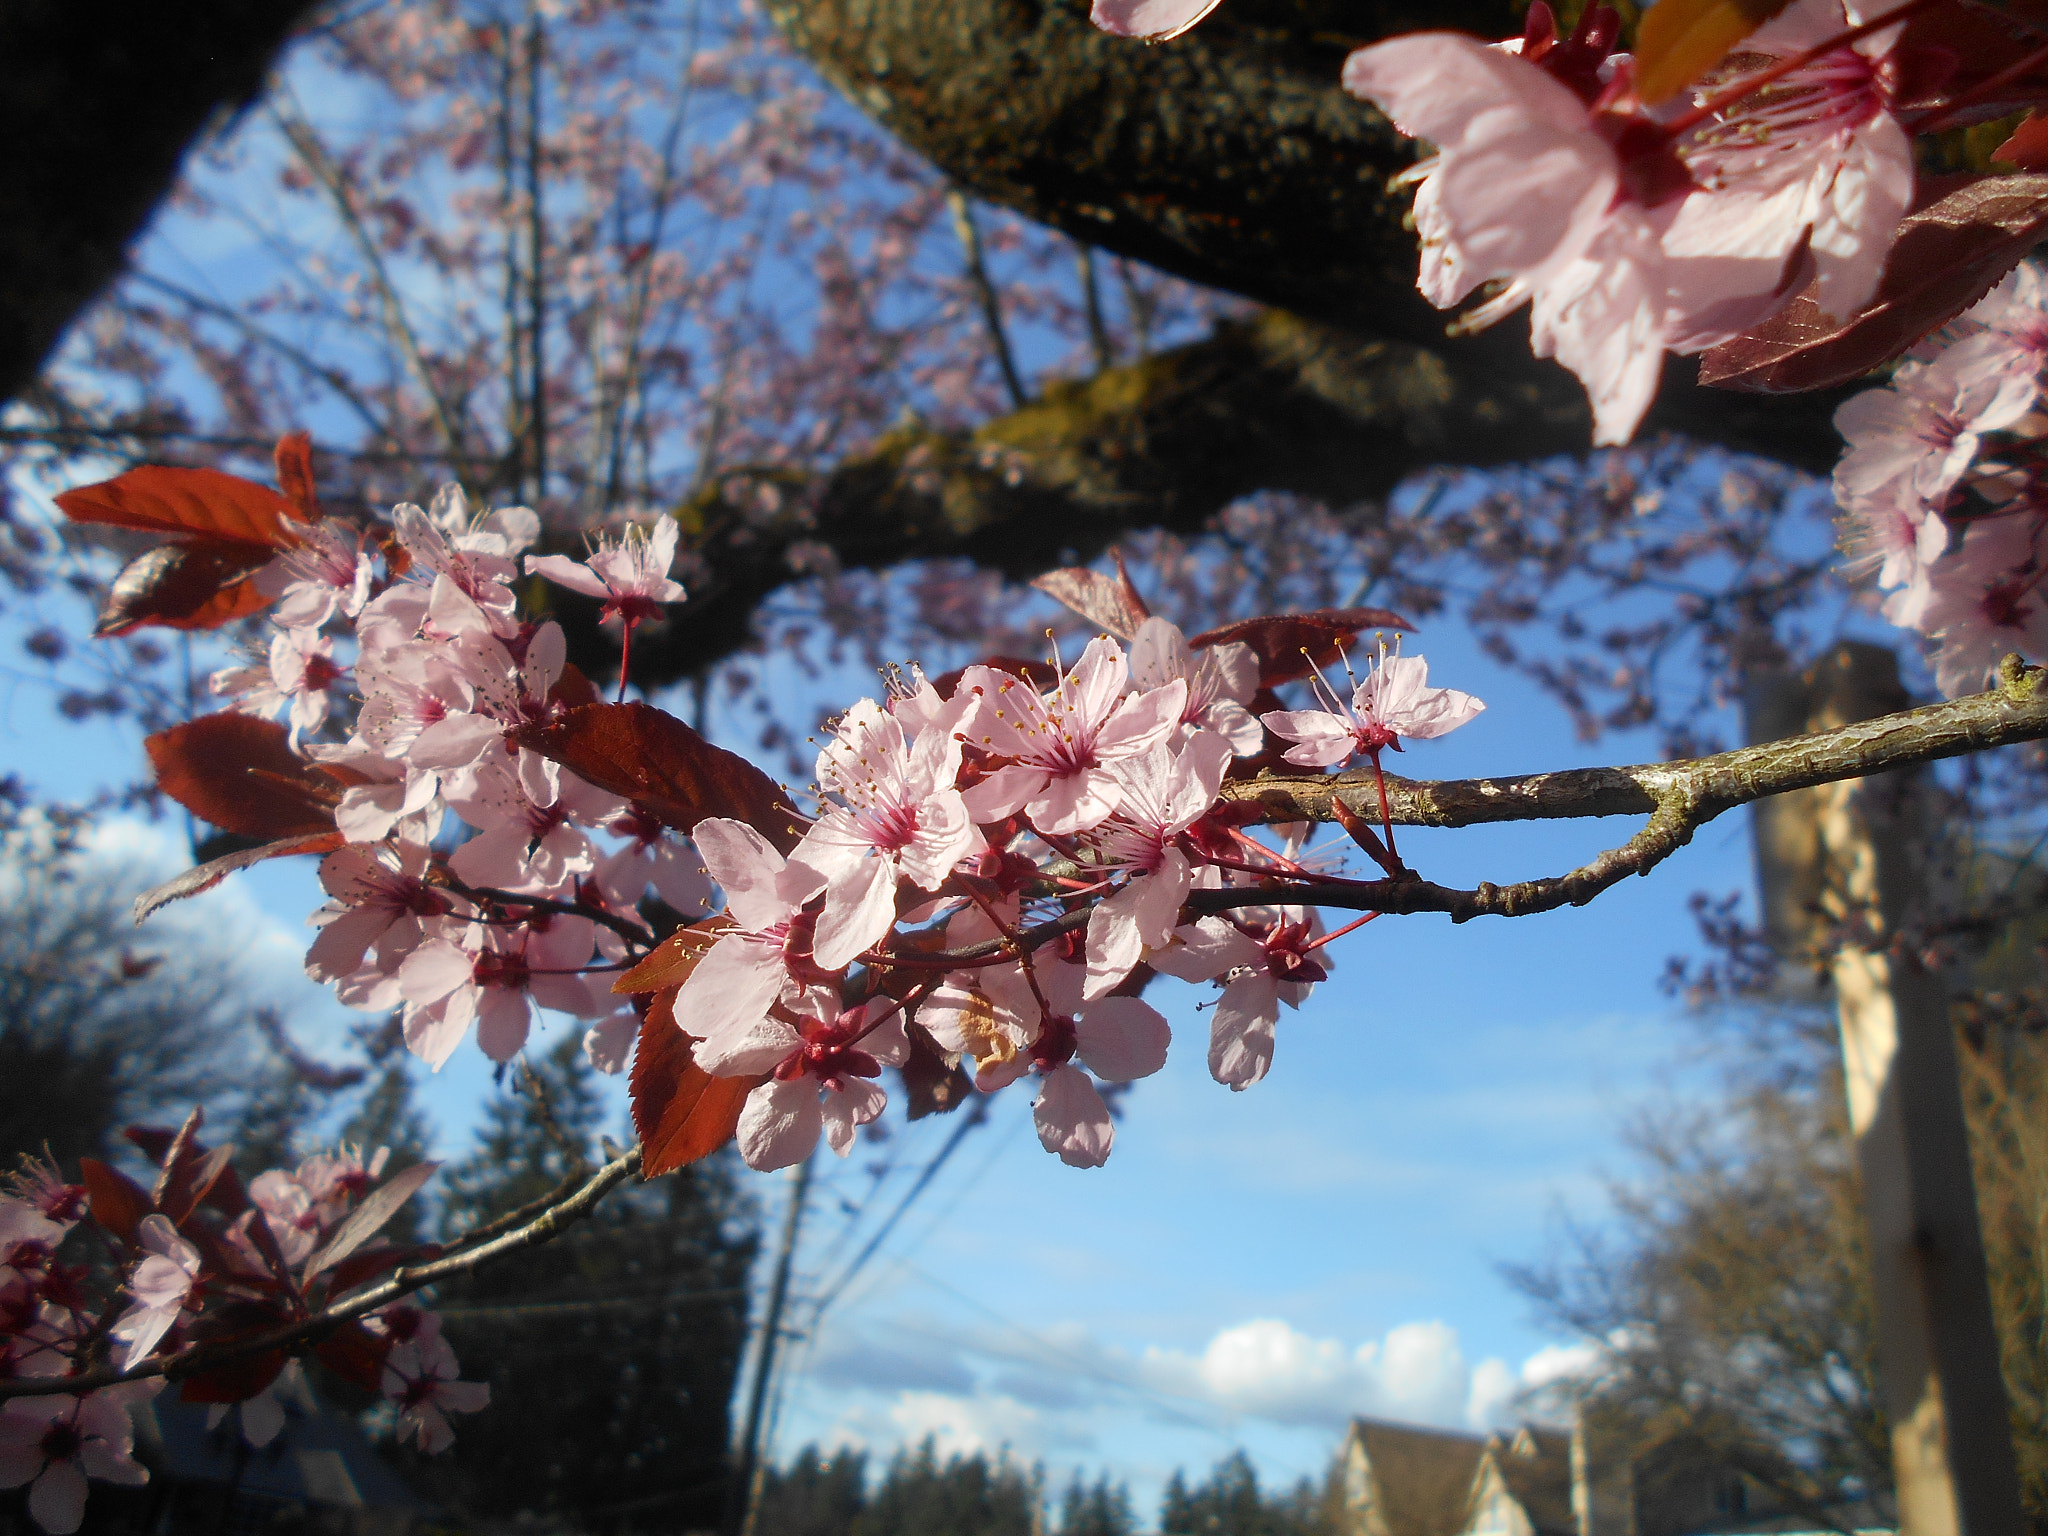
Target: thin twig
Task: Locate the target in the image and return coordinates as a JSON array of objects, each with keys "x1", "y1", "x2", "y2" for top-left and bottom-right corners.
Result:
[{"x1": 947, "y1": 188, "x2": 1027, "y2": 411}]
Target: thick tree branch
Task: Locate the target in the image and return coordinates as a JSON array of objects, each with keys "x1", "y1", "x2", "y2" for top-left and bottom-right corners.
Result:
[
  {"x1": 576, "y1": 312, "x2": 1851, "y2": 687},
  {"x1": 0, "y1": 1144, "x2": 645, "y2": 1402},
  {"x1": 0, "y1": 0, "x2": 323, "y2": 405}
]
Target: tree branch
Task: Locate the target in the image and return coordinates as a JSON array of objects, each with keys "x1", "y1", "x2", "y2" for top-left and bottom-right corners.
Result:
[{"x1": 0, "y1": 1144, "x2": 645, "y2": 1402}]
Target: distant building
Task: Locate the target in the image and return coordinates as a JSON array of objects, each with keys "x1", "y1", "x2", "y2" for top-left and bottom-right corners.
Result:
[{"x1": 1336, "y1": 1417, "x2": 1890, "y2": 1536}]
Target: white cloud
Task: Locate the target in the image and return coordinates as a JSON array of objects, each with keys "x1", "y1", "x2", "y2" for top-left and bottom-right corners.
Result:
[
  {"x1": 889, "y1": 1391, "x2": 1045, "y2": 1460},
  {"x1": 1137, "y1": 1317, "x2": 1481, "y2": 1431}
]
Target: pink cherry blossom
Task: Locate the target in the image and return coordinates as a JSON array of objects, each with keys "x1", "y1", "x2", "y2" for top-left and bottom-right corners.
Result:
[
  {"x1": 1343, "y1": 0, "x2": 1916, "y2": 445},
  {"x1": 382, "y1": 487, "x2": 540, "y2": 639},
  {"x1": 1919, "y1": 508, "x2": 2048, "y2": 697},
  {"x1": 707, "y1": 997, "x2": 911, "y2": 1170},
  {"x1": 525, "y1": 517, "x2": 686, "y2": 625},
  {"x1": 444, "y1": 762, "x2": 622, "y2": 892},
  {"x1": 1261, "y1": 647, "x2": 1483, "y2": 768},
  {"x1": 305, "y1": 840, "x2": 457, "y2": 984},
  {"x1": 0, "y1": 1382, "x2": 159, "y2": 1535},
  {"x1": 264, "y1": 519, "x2": 376, "y2": 630},
  {"x1": 667, "y1": 818, "x2": 832, "y2": 1054},
  {"x1": 1089, "y1": 0, "x2": 1222, "y2": 41},
  {"x1": 792, "y1": 699, "x2": 982, "y2": 969},
  {"x1": 397, "y1": 913, "x2": 607, "y2": 1067},
  {"x1": 1834, "y1": 337, "x2": 2037, "y2": 508},
  {"x1": 1129, "y1": 617, "x2": 1264, "y2": 754},
  {"x1": 595, "y1": 806, "x2": 715, "y2": 915},
  {"x1": 1151, "y1": 915, "x2": 1331, "y2": 1089},
  {"x1": 1081, "y1": 732, "x2": 1232, "y2": 998},
  {"x1": 107, "y1": 1215, "x2": 201, "y2": 1370},
  {"x1": 959, "y1": 639, "x2": 1187, "y2": 835},
  {"x1": 247, "y1": 1169, "x2": 324, "y2": 1267},
  {"x1": 383, "y1": 1333, "x2": 489, "y2": 1454}
]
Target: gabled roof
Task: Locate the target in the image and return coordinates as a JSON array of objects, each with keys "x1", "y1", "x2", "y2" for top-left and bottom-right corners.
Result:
[
  {"x1": 1487, "y1": 1427, "x2": 1575, "y2": 1536},
  {"x1": 1349, "y1": 1417, "x2": 1488, "y2": 1536}
]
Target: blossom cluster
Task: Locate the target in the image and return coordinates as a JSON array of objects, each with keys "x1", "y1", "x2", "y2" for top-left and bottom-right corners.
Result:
[
  {"x1": 211, "y1": 489, "x2": 703, "y2": 1075},
  {"x1": 193, "y1": 471, "x2": 1485, "y2": 1173},
  {"x1": 675, "y1": 629, "x2": 1481, "y2": 1170},
  {"x1": 0, "y1": 1143, "x2": 481, "y2": 1535},
  {"x1": 1831, "y1": 261, "x2": 2048, "y2": 695}
]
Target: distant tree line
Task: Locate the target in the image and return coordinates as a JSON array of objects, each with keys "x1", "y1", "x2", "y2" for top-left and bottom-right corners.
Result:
[{"x1": 756, "y1": 1442, "x2": 1340, "y2": 1536}]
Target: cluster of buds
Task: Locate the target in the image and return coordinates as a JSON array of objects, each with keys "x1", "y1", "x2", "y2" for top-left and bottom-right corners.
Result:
[
  {"x1": 0, "y1": 1127, "x2": 476, "y2": 1534},
  {"x1": 1832, "y1": 260, "x2": 2048, "y2": 694}
]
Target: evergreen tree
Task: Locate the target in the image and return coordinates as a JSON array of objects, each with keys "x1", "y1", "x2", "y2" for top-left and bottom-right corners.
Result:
[
  {"x1": 1159, "y1": 1453, "x2": 1334, "y2": 1536},
  {"x1": 415, "y1": 1034, "x2": 758, "y2": 1533},
  {"x1": 755, "y1": 1445, "x2": 870, "y2": 1536},
  {"x1": 851, "y1": 1438, "x2": 1040, "y2": 1536},
  {"x1": 1057, "y1": 1472, "x2": 1135, "y2": 1536}
]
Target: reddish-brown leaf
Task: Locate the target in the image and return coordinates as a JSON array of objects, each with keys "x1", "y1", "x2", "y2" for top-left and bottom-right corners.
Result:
[
  {"x1": 79, "y1": 1158, "x2": 153, "y2": 1243},
  {"x1": 93, "y1": 541, "x2": 277, "y2": 637},
  {"x1": 632, "y1": 988, "x2": 759, "y2": 1176},
  {"x1": 133, "y1": 831, "x2": 344, "y2": 921},
  {"x1": 1634, "y1": 0, "x2": 1794, "y2": 104},
  {"x1": 1030, "y1": 553, "x2": 1151, "y2": 640},
  {"x1": 272, "y1": 432, "x2": 322, "y2": 522},
  {"x1": 1190, "y1": 607, "x2": 1414, "y2": 688},
  {"x1": 550, "y1": 661, "x2": 601, "y2": 711},
  {"x1": 1701, "y1": 174, "x2": 2048, "y2": 392},
  {"x1": 56, "y1": 464, "x2": 305, "y2": 549},
  {"x1": 1998, "y1": 110, "x2": 2048, "y2": 171},
  {"x1": 312, "y1": 1321, "x2": 390, "y2": 1391},
  {"x1": 614, "y1": 915, "x2": 731, "y2": 995},
  {"x1": 513, "y1": 702, "x2": 806, "y2": 852},
  {"x1": 179, "y1": 1316, "x2": 289, "y2": 1404},
  {"x1": 146, "y1": 714, "x2": 340, "y2": 840}
]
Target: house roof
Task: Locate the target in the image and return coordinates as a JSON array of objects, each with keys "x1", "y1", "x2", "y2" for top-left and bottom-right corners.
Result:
[
  {"x1": 131, "y1": 1365, "x2": 423, "y2": 1513},
  {"x1": 1489, "y1": 1427, "x2": 1575, "y2": 1536},
  {"x1": 1351, "y1": 1418, "x2": 1488, "y2": 1536}
]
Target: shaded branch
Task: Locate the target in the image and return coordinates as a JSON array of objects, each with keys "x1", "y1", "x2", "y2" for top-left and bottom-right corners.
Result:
[
  {"x1": 579, "y1": 311, "x2": 1851, "y2": 688},
  {"x1": 0, "y1": 1144, "x2": 645, "y2": 1402}
]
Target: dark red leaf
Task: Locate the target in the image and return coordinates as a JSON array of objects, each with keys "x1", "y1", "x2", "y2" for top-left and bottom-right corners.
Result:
[
  {"x1": 1190, "y1": 607, "x2": 1414, "y2": 688},
  {"x1": 79, "y1": 1158, "x2": 153, "y2": 1243},
  {"x1": 632, "y1": 987, "x2": 758, "y2": 1176},
  {"x1": 324, "y1": 1242, "x2": 443, "y2": 1296},
  {"x1": 1030, "y1": 553, "x2": 1151, "y2": 640},
  {"x1": 272, "y1": 432, "x2": 322, "y2": 522},
  {"x1": 1701, "y1": 174, "x2": 2048, "y2": 392},
  {"x1": 313, "y1": 1321, "x2": 390, "y2": 1391},
  {"x1": 514, "y1": 702, "x2": 806, "y2": 853},
  {"x1": 133, "y1": 831, "x2": 344, "y2": 921},
  {"x1": 56, "y1": 464, "x2": 305, "y2": 549},
  {"x1": 145, "y1": 714, "x2": 340, "y2": 840},
  {"x1": 550, "y1": 661, "x2": 601, "y2": 711},
  {"x1": 179, "y1": 1343, "x2": 288, "y2": 1404},
  {"x1": 93, "y1": 541, "x2": 277, "y2": 637}
]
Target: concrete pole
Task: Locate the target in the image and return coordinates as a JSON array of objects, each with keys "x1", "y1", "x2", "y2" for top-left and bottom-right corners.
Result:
[{"x1": 1745, "y1": 643, "x2": 2022, "y2": 1536}]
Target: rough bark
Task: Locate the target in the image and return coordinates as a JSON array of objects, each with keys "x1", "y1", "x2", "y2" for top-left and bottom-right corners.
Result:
[
  {"x1": 763, "y1": 0, "x2": 1850, "y2": 442},
  {"x1": 0, "y1": 0, "x2": 323, "y2": 406}
]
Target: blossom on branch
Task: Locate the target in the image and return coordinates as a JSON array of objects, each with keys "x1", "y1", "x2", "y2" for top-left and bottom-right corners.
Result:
[
  {"x1": 525, "y1": 517, "x2": 687, "y2": 626},
  {"x1": 0, "y1": 1383, "x2": 159, "y2": 1535},
  {"x1": 1261, "y1": 646, "x2": 1483, "y2": 767}
]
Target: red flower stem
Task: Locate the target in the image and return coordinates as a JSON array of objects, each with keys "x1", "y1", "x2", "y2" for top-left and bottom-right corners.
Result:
[
  {"x1": 1657, "y1": 0, "x2": 1935, "y2": 141},
  {"x1": 1906, "y1": 37, "x2": 2048, "y2": 135},
  {"x1": 1369, "y1": 751, "x2": 1399, "y2": 864},
  {"x1": 1307, "y1": 911, "x2": 1380, "y2": 951},
  {"x1": 1226, "y1": 825, "x2": 1311, "y2": 873},
  {"x1": 617, "y1": 618, "x2": 635, "y2": 703}
]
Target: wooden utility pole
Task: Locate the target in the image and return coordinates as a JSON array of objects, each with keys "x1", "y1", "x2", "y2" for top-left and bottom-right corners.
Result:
[
  {"x1": 727, "y1": 1153, "x2": 815, "y2": 1536},
  {"x1": 1745, "y1": 642, "x2": 2022, "y2": 1535}
]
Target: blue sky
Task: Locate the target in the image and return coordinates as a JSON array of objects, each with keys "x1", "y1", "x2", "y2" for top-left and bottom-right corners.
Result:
[{"x1": 0, "y1": 529, "x2": 1750, "y2": 1515}]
